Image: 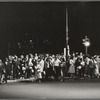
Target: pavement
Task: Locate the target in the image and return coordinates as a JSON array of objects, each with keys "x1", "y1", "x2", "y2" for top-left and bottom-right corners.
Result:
[
  {"x1": 6, "y1": 77, "x2": 100, "y2": 83},
  {"x1": 1, "y1": 77, "x2": 100, "y2": 99},
  {"x1": 1, "y1": 79, "x2": 100, "y2": 100},
  {"x1": 7, "y1": 77, "x2": 36, "y2": 83}
]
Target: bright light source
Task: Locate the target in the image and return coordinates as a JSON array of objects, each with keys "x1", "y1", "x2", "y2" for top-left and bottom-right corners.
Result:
[{"x1": 83, "y1": 41, "x2": 90, "y2": 47}]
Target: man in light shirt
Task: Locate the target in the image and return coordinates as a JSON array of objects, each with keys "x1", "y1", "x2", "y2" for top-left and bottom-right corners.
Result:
[{"x1": 54, "y1": 56, "x2": 61, "y2": 81}]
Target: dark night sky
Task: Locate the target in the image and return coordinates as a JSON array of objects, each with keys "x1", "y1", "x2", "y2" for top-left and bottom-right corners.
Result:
[{"x1": 0, "y1": 2, "x2": 100, "y2": 58}]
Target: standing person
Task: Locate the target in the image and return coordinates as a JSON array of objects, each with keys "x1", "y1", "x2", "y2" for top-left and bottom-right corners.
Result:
[
  {"x1": 20, "y1": 55, "x2": 25, "y2": 78},
  {"x1": 80, "y1": 58, "x2": 85, "y2": 79},
  {"x1": 68, "y1": 57, "x2": 75, "y2": 78},
  {"x1": 50, "y1": 55, "x2": 55, "y2": 78},
  {"x1": 28, "y1": 54, "x2": 34, "y2": 78},
  {"x1": 89, "y1": 58, "x2": 95, "y2": 78},
  {"x1": 35, "y1": 59, "x2": 42, "y2": 82},
  {"x1": 32, "y1": 57, "x2": 37, "y2": 76},
  {"x1": 12, "y1": 55, "x2": 20, "y2": 79},
  {"x1": 54, "y1": 56, "x2": 61, "y2": 81},
  {"x1": 5, "y1": 58, "x2": 10, "y2": 80},
  {"x1": 44, "y1": 58, "x2": 51, "y2": 81},
  {"x1": 85, "y1": 56, "x2": 90, "y2": 77},
  {"x1": 96, "y1": 56, "x2": 100, "y2": 77},
  {"x1": 25, "y1": 55, "x2": 29, "y2": 78},
  {"x1": 74, "y1": 54, "x2": 79, "y2": 77},
  {"x1": 0, "y1": 59, "x2": 7, "y2": 84},
  {"x1": 94, "y1": 57, "x2": 100, "y2": 78},
  {"x1": 77, "y1": 58, "x2": 85, "y2": 79},
  {"x1": 60, "y1": 58, "x2": 66, "y2": 81},
  {"x1": 7, "y1": 56, "x2": 13, "y2": 79},
  {"x1": 39, "y1": 56, "x2": 45, "y2": 81},
  {"x1": 5, "y1": 58, "x2": 12, "y2": 83},
  {"x1": 48, "y1": 57, "x2": 55, "y2": 80}
]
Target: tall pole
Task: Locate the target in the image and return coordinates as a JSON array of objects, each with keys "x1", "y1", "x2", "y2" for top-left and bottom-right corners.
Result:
[
  {"x1": 86, "y1": 46, "x2": 88, "y2": 55},
  {"x1": 66, "y1": 8, "x2": 69, "y2": 61},
  {"x1": 82, "y1": 36, "x2": 90, "y2": 56}
]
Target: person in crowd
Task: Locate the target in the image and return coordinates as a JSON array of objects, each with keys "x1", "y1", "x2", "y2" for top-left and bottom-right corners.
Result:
[
  {"x1": 25, "y1": 55, "x2": 30, "y2": 78},
  {"x1": 32, "y1": 57, "x2": 37, "y2": 76},
  {"x1": 50, "y1": 55, "x2": 55, "y2": 77},
  {"x1": 39, "y1": 55, "x2": 45, "y2": 80},
  {"x1": 20, "y1": 55, "x2": 25, "y2": 78},
  {"x1": 28, "y1": 54, "x2": 34, "y2": 78},
  {"x1": 68, "y1": 56, "x2": 75, "y2": 78},
  {"x1": 94, "y1": 57, "x2": 100, "y2": 78},
  {"x1": 77, "y1": 58, "x2": 85, "y2": 79},
  {"x1": 74, "y1": 54, "x2": 79, "y2": 77},
  {"x1": 79, "y1": 52, "x2": 84, "y2": 59},
  {"x1": 89, "y1": 58, "x2": 95, "y2": 78},
  {"x1": 0, "y1": 59, "x2": 7, "y2": 84},
  {"x1": 35, "y1": 59, "x2": 42, "y2": 82},
  {"x1": 85, "y1": 56, "x2": 91, "y2": 77},
  {"x1": 7, "y1": 55, "x2": 13, "y2": 79},
  {"x1": 44, "y1": 57, "x2": 51, "y2": 80},
  {"x1": 5, "y1": 57, "x2": 10, "y2": 80},
  {"x1": 12, "y1": 55, "x2": 20, "y2": 79},
  {"x1": 60, "y1": 58, "x2": 66, "y2": 81},
  {"x1": 53, "y1": 56, "x2": 61, "y2": 81}
]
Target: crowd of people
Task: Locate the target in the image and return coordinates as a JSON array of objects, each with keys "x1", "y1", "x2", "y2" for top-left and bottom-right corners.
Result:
[{"x1": 0, "y1": 52, "x2": 100, "y2": 84}]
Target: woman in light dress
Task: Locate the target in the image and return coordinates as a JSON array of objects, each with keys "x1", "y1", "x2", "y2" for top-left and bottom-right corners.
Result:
[{"x1": 68, "y1": 57, "x2": 75, "y2": 78}]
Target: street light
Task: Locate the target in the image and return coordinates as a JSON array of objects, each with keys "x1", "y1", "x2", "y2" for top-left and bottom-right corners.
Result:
[{"x1": 82, "y1": 36, "x2": 90, "y2": 55}]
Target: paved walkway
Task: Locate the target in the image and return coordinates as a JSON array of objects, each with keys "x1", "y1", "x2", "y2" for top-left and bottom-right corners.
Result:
[{"x1": 1, "y1": 81, "x2": 100, "y2": 99}]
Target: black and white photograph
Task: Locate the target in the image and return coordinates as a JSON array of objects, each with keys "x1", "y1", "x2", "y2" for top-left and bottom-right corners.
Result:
[{"x1": 0, "y1": 0, "x2": 100, "y2": 100}]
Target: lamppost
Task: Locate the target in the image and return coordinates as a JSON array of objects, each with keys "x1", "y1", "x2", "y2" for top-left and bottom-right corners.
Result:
[{"x1": 82, "y1": 36, "x2": 90, "y2": 56}]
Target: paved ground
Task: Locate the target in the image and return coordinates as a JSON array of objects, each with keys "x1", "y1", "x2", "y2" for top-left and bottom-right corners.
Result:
[
  {"x1": 0, "y1": 78, "x2": 100, "y2": 100},
  {"x1": 7, "y1": 77, "x2": 35, "y2": 83}
]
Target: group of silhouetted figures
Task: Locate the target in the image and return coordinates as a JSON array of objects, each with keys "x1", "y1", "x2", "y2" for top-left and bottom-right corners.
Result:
[{"x1": 0, "y1": 52, "x2": 100, "y2": 84}]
